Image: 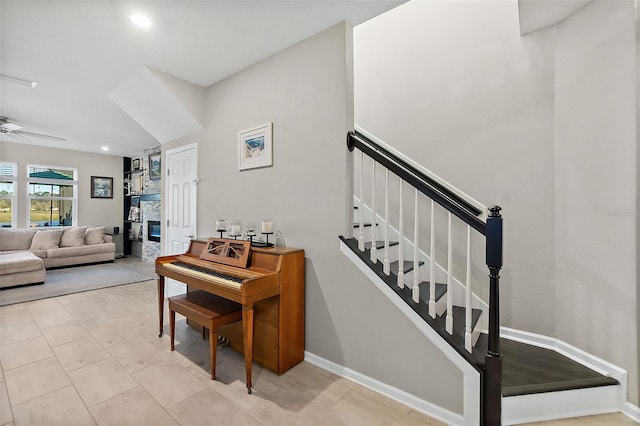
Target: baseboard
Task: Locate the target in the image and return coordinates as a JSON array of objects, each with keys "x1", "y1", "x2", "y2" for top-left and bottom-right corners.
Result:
[
  {"x1": 304, "y1": 350, "x2": 467, "y2": 426},
  {"x1": 622, "y1": 401, "x2": 640, "y2": 423}
]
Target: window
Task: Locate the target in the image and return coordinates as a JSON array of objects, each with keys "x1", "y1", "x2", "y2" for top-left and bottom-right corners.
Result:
[
  {"x1": 27, "y1": 165, "x2": 78, "y2": 227},
  {"x1": 0, "y1": 162, "x2": 17, "y2": 228}
]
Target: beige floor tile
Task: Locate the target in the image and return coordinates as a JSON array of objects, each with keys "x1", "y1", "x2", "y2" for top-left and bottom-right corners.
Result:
[
  {"x1": 72, "y1": 309, "x2": 116, "y2": 331},
  {"x1": 55, "y1": 291, "x2": 91, "y2": 306},
  {"x1": 249, "y1": 397, "x2": 349, "y2": 426},
  {"x1": 0, "y1": 322, "x2": 41, "y2": 347},
  {"x1": 523, "y1": 413, "x2": 640, "y2": 425},
  {"x1": 4, "y1": 357, "x2": 70, "y2": 405},
  {"x1": 0, "y1": 310, "x2": 32, "y2": 328},
  {"x1": 89, "y1": 386, "x2": 178, "y2": 426},
  {"x1": 31, "y1": 309, "x2": 74, "y2": 329},
  {"x1": 11, "y1": 385, "x2": 95, "y2": 426},
  {"x1": 24, "y1": 298, "x2": 64, "y2": 316},
  {"x1": 68, "y1": 358, "x2": 138, "y2": 407},
  {"x1": 328, "y1": 389, "x2": 431, "y2": 426},
  {"x1": 133, "y1": 360, "x2": 207, "y2": 409},
  {"x1": 332, "y1": 374, "x2": 414, "y2": 415},
  {"x1": 168, "y1": 387, "x2": 261, "y2": 426},
  {"x1": 408, "y1": 409, "x2": 447, "y2": 425},
  {"x1": 107, "y1": 337, "x2": 172, "y2": 374},
  {"x1": 59, "y1": 300, "x2": 103, "y2": 317},
  {"x1": 52, "y1": 336, "x2": 111, "y2": 372},
  {"x1": 0, "y1": 303, "x2": 26, "y2": 313},
  {"x1": 41, "y1": 320, "x2": 90, "y2": 347},
  {"x1": 0, "y1": 336, "x2": 53, "y2": 371},
  {"x1": 0, "y1": 377, "x2": 13, "y2": 425}
]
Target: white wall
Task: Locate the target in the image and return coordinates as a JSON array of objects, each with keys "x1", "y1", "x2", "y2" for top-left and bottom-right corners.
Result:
[
  {"x1": 355, "y1": 0, "x2": 638, "y2": 405},
  {"x1": 553, "y1": 0, "x2": 637, "y2": 403},
  {"x1": 163, "y1": 22, "x2": 466, "y2": 415},
  {"x1": 0, "y1": 141, "x2": 123, "y2": 230}
]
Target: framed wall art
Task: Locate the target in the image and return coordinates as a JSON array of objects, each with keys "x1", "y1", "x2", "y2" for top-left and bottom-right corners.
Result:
[
  {"x1": 238, "y1": 122, "x2": 273, "y2": 171},
  {"x1": 90, "y1": 176, "x2": 113, "y2": 199},
  {"x1": 149, "y1": 152, "x2": 161, "y2": 180}
]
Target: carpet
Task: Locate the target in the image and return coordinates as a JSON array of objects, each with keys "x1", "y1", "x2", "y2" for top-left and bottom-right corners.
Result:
[{"x1": 0, "y1": 257, "x2": 156, "y2": 306}]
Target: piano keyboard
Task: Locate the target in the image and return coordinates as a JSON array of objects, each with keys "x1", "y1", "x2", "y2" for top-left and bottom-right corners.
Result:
[{"x1": 163, "y1": 261, "x2": 245, "y2": 289}]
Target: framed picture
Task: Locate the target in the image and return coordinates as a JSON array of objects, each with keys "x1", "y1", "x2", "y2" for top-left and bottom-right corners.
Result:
[
  {"x1": 132, "y1": 158, "x2": 141, "y2": 171},
  {"x1": 238, "y1": 122, "x2": 272, "y2": 171},
  {"x1": 90, "y1": 176, "x2": 113, "y2": 199},
  {"x1": 149, "y1": 152, "x2": 161, "y2": 180}
]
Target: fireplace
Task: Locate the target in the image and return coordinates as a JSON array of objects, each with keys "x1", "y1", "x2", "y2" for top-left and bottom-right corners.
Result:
[{"x1": 147, "y1": 220, "x2": 161, "y2": 242}]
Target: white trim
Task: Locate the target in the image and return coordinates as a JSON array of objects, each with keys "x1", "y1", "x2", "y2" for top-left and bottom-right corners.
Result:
[
  {"x1": 341, "y1": 240, "x2": 480, "y2": 425},
  {"x1": 621, "y1": 401, "x2": 640, "y2": 423},
  {"x1": 304, "y1": 350, "x2": 470, "y2": 426},
  {"x1": 503, "y1": 386, "x2": 621, "y2": 425}
]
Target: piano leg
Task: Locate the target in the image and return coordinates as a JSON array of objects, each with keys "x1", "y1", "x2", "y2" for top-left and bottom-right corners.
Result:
[
  {"x1": 157, "y1": 275, "x2": 165, "y2": 337},
  {"x1": 243, "y1": 305, "x2": 254, "y2": 394}
]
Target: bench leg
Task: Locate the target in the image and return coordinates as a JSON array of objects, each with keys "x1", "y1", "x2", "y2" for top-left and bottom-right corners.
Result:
[
  {"x1": 170, "y1": 310, "x2": 176, "y2": 351},
  {"x1": 210, "y1": 328, "x2": 217, "y2": 380}
]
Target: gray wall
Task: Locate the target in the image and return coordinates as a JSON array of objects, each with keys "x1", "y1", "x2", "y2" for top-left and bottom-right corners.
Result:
[
  {"x1": 164, "y1": 22, "x2": 465, "y2": 414},
  {"x1": 0, "y1": 141, "x2": 123, "y2": 230},
  {"x1": 355, "y1": 0, "x2": 638, "y2": 404}
]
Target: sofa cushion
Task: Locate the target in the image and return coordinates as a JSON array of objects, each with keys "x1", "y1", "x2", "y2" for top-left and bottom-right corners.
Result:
[
  {"x1": 0, "y1": 228, "x2": 37, "y2": 251},
  {"x1": 60, "y1": 227, "x2": 86, "y2": 247},
  {"x1": 30, "y1": 229, "x2": 63, "y2": 250},
  {"x1": 46, "y1": 243, "x2": 115, "y2": 259},
  {"x1": 85, "y1": 227, "x2": 105, "y2": 245},
  {"x1": 0, "y1": 252, "x2": 45, "y2": 274}
]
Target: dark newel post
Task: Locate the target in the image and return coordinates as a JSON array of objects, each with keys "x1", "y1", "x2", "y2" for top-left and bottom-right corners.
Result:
[{"x1": 484, "y1": 205, "x2": 503, "y2": 425}]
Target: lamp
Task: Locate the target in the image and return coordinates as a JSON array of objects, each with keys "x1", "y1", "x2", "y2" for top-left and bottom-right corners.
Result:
[{"x1": 0, "y1": 74, "x2": 37, "y2": 88}]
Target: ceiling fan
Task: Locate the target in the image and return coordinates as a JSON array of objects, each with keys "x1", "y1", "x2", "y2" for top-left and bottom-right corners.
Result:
[{"x1": 0, "y1": 117, "x2": 67, "y2": 142}]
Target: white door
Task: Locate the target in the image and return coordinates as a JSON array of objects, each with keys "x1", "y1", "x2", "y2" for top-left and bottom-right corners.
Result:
[{"x1": 165, "y1": 143, "x2": 198, "y2": 297}]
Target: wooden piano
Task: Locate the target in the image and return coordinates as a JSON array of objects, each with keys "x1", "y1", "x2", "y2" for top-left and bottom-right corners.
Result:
[{"x1": 155, "y1": 238, "x2": 305, "y2": 393}]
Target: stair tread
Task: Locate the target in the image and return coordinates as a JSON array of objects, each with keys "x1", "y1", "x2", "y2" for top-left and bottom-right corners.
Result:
[
  {"x1": 364, "y1": 240, "x2": 399, "y2": 250},
  {"x1": 390, "y1": 260, "x2": 424, "y2": 275},
  {"x1": 418, "y1": 281, "x2": 446, "y2": 302}
]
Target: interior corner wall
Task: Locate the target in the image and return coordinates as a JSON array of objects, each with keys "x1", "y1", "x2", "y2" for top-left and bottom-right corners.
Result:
[
  {"x1": 163, "y1": 21, "x2": 465, "y2": 416},
  {"x1": 553, "y1": 0, "x2": 638, "y2": 404},
  {"x1": 354, "y1": 0, "x2": 557, "y2": 334},
  {"x1": 0, "y1": 141, "x2": 123, "y2": 229}
]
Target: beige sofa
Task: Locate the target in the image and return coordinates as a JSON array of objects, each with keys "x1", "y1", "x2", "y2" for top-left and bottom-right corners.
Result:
[{"x1": 0, "y1": 226, "x2": 115, "y2": 288}]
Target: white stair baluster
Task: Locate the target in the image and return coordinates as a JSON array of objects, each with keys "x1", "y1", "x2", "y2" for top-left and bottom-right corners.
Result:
[
  {"x1": 397, "y1": 181, "x2": 404, "y2": 288},
  {"x1": 429, "y1": 200, "x2": 436, "y2": 318},
  {"x1": 412, "y1": 189, "x2": 420, "y2": 303},
  {"x1": 446, "y1": 212, "x2": 454, "y2": 334},
  {"x1": 383, "y1": 169, "x2": 390, "y2": 275},
  {"x1": 465, "y1": 225, "x2": 473, "y2": 352},
  {"x1": 358, "y1": 151, "x2": 364, "y2": 251},
  {"x1": 370, "y1": 161, "x2": 377, "y2": 263}
]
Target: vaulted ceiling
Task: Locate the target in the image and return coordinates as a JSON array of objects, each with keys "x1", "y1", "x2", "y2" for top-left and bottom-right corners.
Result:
[{"x1": 0, "y1": 1, "x2": 405, "y2": 157}]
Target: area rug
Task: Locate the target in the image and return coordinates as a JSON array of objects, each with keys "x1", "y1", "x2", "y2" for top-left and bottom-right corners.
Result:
[{"x1": 0, "y1": 257, "x2": 156, "y2": 306}]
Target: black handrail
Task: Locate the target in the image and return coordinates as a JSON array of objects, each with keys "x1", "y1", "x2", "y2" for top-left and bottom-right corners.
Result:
[{"x1": 347, "y1": 130, "x2": 486, "y2": 235}]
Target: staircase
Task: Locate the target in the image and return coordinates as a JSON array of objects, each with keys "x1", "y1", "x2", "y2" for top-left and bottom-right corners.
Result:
[{"x1": 340, "y1": 128, "x2": 627, "y2": 425}]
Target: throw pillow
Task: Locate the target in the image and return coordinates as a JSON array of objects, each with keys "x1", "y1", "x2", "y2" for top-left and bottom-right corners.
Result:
[
  {"x1": 85, "y1": 226, "x2": 106, "y2": 245},
  {"x1": 0, "y1": 228, "x2": 37, "y2": 251},
  {"x1": 30, "y1": 229, "x2": 64, "y2": 250},
  {"x1": 60, "y1": 227, "x2": 86, "y2": 247}
]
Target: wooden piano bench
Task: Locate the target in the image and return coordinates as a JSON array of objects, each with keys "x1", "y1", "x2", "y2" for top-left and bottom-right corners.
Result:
[{"x1": 168, "y1": 290, "x2": 243, "y2": 380}]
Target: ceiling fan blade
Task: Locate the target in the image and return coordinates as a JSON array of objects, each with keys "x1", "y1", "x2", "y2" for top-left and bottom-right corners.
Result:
[
  {"x1": 3, "y1": 131, "x2": 32, "y2": 144},
  {"x1": 13, "y1": 129, "x2": 67, "y2": 142}
]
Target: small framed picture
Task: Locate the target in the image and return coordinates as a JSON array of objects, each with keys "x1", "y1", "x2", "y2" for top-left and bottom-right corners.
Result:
[
  {"x1": 238, "y1": 122, "x2": 273, "y2": 171},
  {"x1": 90, "y1": 176, "x2": 113, "y2": 199},
  {"x1": 149, "y1": 152, "x2": 161, "y2": 180},
  {"x1": 132, "y1": 158, "x2": 141, "y2": 171}
]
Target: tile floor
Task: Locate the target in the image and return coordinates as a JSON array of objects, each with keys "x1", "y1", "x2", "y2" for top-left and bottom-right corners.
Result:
[{"x1": 0, "y1": 280, "x2": 636, "y2": 426}]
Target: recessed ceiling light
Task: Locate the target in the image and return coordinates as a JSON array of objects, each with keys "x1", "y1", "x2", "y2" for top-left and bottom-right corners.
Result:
[
  {"x1": 130, "y1": 14, "x2": 151, "y2": 28},
  {"x1": 101, "y1": 146, "x2": 110, "y2": 151}
]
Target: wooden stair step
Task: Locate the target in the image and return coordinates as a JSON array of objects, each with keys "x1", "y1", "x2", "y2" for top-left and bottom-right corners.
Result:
[
  {"x1": 418, "y1": 281, "x2": 446, "y2": 302},
  {"x1": 364, "y1": 240, "x2": 399, "y2": 250},
  {"x1": 390, "y1": 260, "x2": 424, "y2": 275}
]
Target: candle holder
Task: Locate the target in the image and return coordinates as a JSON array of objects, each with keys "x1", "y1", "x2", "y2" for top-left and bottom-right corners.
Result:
[
  {"x1": 229, "y1": 220, "x2": 242, "y2": 240},
  {"x1": 216, "y1": 219, "x2": 227, "y2": 238},
  {"x1": 246, "y1": 223, "x2": 257, "y2": 243}
]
